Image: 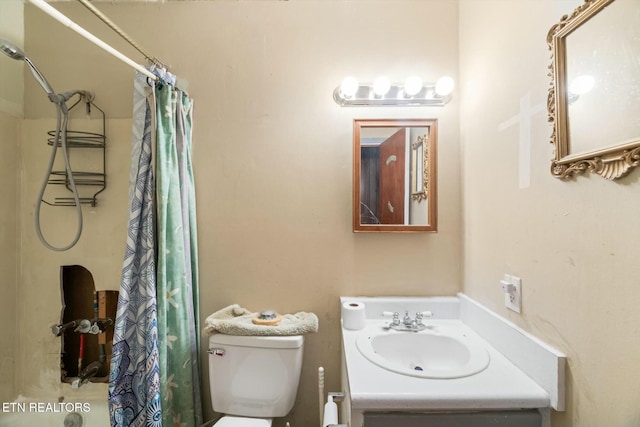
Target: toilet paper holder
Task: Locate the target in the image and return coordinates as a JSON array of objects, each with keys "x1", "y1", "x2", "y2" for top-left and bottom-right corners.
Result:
[{"x1": 328, "y1": 392, "x2": 344, "y2": 402}]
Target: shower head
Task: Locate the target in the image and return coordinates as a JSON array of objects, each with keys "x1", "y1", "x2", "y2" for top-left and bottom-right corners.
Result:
[
  {"x1": 0, "y1": 38, "x2": 56, "y2": 96},
  {"x1": 0, "y1": 38, "x2": 25, "y2": 60}
]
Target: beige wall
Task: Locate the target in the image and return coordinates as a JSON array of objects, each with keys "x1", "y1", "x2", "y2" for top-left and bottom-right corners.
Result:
[
  {"x1": 15, "y1": 2, "x2": 461, "y2": 426},
  {"x1": 0, "y1": 0, "x2": 23, "y2": 405},
  {"x1": 0, "y1": 112, "x2": 19, "y2": 403},
  {"x1": 459, "y1": 1, "x2": 640, "y2": 426},
  {"x1": 0, "y1": 0, "x2": 24, "y2": 117}
]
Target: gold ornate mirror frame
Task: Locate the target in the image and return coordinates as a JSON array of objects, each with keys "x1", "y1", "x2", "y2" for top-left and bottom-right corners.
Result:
[
  {"x1": 411, "y1": 133, "x2": 429, "y2": 202},
  {"x1": 547, "y1": 0, "x2": 640, "y2": 180}
]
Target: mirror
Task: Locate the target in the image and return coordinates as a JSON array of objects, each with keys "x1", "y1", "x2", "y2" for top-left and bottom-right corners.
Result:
[
  {"x1": 547, "y1": 0, "x2": 640, "y2": 180},
  {"x1": 353, "y1": 119, "x2": 437, "y2": 232}
]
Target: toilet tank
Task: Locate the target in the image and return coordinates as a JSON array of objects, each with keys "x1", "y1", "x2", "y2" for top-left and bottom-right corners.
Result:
[{"x1": 208, "y1": 334, "x2": 304, "y2": 418}]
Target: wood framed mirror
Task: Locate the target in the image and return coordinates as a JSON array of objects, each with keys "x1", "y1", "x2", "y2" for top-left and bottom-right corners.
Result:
[
  {"x1": 353, "y1": 119, "x2": 437, "y2": 233},
  {"x1": 547, "y1": 0, "x2": 640, "y2": 180}
]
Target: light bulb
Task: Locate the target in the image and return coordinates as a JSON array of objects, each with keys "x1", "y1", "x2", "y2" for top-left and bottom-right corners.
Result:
[
  {"x1": 340, "y1": 76, "x2": 359, "y2": 98},
  {"x1": 435, "y1": 76, "x2": 455, "y2": 97},
  {"x1": 403, "y1": 76, "x2": 423, "y2": 96},
  {"x1": 373, "y1": 76, "x2": 391, "y2": 97},
  {"x1": 569, "y1": 75, "x2": 595, "y2": 95}
]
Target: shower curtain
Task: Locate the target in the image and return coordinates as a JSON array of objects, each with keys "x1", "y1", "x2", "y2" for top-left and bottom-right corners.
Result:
[
  {"x1": 109, "y1": 72, "x2": 202, "y2": 427},
  {"x1": 155, "y1": 77, "x2": 202, "y2": 427}
]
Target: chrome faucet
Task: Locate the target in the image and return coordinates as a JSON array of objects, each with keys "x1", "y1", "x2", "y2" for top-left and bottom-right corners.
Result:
[{"x1": 382, "y1": 310, "x2": 432, "y2": 331}]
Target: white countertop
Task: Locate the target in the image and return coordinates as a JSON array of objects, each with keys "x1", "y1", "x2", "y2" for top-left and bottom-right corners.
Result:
[{"x1": 342, "y1": 318, "x2": 550, "y2": 411}]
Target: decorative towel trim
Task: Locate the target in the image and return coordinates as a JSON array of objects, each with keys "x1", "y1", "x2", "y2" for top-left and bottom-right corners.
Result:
[{"x1": 203, "y1": 304, "x2": 319, "y2": 336}]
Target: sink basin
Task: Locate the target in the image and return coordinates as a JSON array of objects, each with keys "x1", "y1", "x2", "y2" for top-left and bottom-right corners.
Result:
[{"x1": 355, "y1": 323, "x2": 490, "y2": 379}]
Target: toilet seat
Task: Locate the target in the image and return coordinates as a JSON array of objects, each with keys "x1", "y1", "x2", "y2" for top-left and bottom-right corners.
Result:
[{"x1": 214, "y1": 416, "x2": 272, "y2": 427}]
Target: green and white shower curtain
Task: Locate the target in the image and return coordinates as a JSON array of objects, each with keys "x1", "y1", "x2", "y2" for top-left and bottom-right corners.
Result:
[
  {"x1": 155, "y1": 80, "x2": 202, "y2": 427},
  {"x1": 110, "y1": 71, "x2": 202, "y2": 427}
]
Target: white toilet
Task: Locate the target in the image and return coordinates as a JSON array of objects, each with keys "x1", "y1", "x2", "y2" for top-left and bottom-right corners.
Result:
[{"x1": 208, "y1": 333, "x2": 304, "y2": 427}]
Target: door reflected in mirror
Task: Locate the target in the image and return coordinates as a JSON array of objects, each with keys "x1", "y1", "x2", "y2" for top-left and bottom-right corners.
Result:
[{"x1": 353, "y1": 119, "x2": 437, "y2": 232}]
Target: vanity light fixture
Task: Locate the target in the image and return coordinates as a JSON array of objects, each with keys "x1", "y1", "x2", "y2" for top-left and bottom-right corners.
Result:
[
  {"x1": 333, "y1": 75, "x2": 454, "y2": 107},
  {"x1": 403, "y1": 76, "x2": 423, "y2": 97},
  {"x1": 435, "y1": 76, "x2": 455, "y2": 97},
  {"x1": 339, "y1": 76, "x2": 359, "y2": 99},
  {"x1": 373, "y1": 76, "x2": 391, "y2": 97}
]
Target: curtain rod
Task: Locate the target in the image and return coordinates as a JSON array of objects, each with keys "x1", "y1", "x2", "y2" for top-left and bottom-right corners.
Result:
[
  {"x1": 74, "y1": 0, "x2": 164, "y2": 68},
  {"x1": 28, "y1": 0, "x2": 158, "y2": 81}
]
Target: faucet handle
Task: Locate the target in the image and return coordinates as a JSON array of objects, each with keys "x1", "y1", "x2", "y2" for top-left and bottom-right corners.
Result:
[
  {"x1": 51, "y1": 324, "x2": 63, "y2": 336},
  {"x1": 415, "y1": 311, "x2": 433, "y2": 326},
  {"x1": 382, "y1": 311, "x2": 400, "y2": 325},
  {"x1": 74, "y1": 319, "x2": 92, "y2": 334}
]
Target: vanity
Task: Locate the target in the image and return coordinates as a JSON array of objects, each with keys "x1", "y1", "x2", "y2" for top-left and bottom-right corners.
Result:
[{"x1": 340, "y1": 295, "x2": 565, "y2": 427}]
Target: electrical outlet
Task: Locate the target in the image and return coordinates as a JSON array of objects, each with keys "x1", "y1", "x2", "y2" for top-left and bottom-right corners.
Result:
[{"x1": 501, "y1": 274, "x2": 521, "y2": 313}]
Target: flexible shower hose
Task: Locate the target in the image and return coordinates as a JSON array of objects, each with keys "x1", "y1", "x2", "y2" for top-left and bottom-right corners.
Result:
[{"x1": 34, "y1": 93, "x2": 85, "y2": 251}]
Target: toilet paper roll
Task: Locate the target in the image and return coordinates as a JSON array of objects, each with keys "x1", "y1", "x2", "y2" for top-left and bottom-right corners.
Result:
[{"x1": 342, "y1": 301, "x2": 366, "y2": 330}]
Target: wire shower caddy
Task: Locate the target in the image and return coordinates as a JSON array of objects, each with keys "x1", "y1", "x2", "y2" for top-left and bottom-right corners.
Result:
[{"x1": 45, "y1": 97, "x2": 106, "y2": 207}]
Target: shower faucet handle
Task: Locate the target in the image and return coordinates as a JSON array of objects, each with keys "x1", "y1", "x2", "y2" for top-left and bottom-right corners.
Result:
[
  {"x1": 51, "y1": 324, "x2": 64, "y2": 336},
  {"x1": 89, "y1": 318, "x2": 114, "y2": 334},
  {"x1": 74, "y1": 319, "x2": 92, "y2": 334},
  {"x1": 51, "y1": 319, "x2": 82, "y2": 336}
]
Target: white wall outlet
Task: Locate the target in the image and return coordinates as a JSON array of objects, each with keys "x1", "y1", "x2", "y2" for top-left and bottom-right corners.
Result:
[{"x1": 501, "y1": 274, "x2": 521, "y2": 313}]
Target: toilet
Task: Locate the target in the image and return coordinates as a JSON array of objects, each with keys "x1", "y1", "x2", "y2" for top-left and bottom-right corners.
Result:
[{"x1": 208, "y1": 333, "x2": 304, "y2": 427}]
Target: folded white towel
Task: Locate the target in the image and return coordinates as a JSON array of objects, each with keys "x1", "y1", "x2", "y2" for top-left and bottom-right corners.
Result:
[{"x1": 203, "y1": 304, "x2": 319, "y2": 336}]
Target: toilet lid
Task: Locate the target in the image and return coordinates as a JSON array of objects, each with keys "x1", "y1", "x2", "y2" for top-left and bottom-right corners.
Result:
[{"x1": 214, "y1": 416, "x2": 271, "y2": 427}]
